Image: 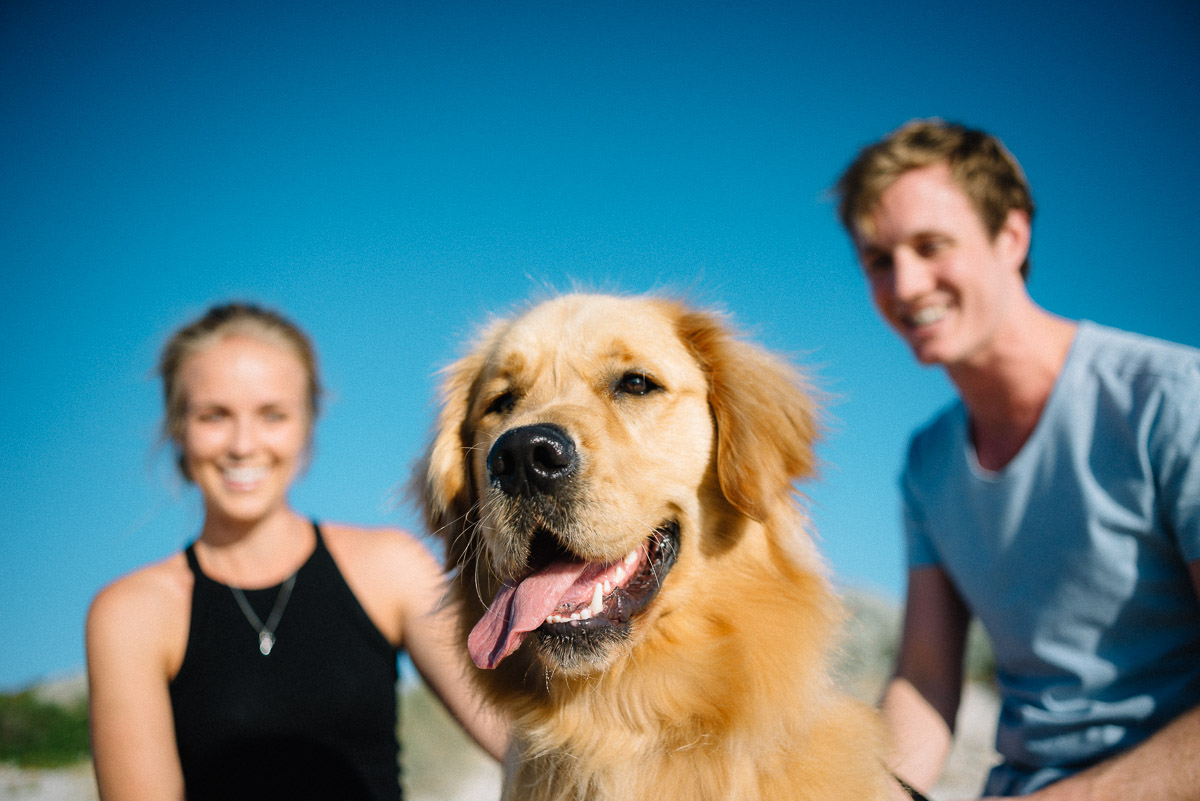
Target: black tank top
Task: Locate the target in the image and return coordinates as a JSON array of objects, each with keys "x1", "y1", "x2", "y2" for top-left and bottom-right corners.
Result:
[{"x1": 170, "y1": 522, "x2": 402, "y2": 800}]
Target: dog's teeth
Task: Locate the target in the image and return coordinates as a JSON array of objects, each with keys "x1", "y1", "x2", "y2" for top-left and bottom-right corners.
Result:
[
  {"x1": 615, "y1": 566, "x2": 627, "y2": 583},
  {"x1": 624, "y1": 550, "x2": 639, "y2": 567},
  {"x1": 537, "y1": 575, "x2": 621, "y2": 628}
]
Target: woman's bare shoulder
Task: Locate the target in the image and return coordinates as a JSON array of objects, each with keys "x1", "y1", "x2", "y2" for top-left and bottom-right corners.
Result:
[
  {"x1": 321, "y1": 522, "x2": 440, "y2": 572},
  {"x1": 86, "y1": 552, "x2": 193, "y2": 676},
  {"x1": 91, "y1": 554, "x2": 191, "y2": 617},
  {"x1": 320, "y1": 522, "x2": 448, "y2": 643}
]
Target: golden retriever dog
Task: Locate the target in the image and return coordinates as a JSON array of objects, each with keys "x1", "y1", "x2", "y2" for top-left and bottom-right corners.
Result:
[{"x1": 416, "y1": 293, "x2": 891, "y2": 801}]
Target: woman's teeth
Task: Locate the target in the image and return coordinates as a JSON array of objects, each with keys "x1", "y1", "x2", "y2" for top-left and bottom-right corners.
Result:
[{"x1": 222, "y1": 466, "x2": 267, "y2": 486}]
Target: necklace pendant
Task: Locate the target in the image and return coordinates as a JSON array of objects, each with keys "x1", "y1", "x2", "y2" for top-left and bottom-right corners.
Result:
[{"x1": 229, "y1": 572, "x2": 295, "y2": 657}]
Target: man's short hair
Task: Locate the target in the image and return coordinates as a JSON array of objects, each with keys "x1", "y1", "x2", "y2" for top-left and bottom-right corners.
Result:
[{"x1": 834, "y1": 119, "x2": 1036, "y2": 279}]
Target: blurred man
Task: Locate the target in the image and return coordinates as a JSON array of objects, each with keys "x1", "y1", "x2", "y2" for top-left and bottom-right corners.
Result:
[{"x1": 835, "y1": 119, "x2": 1200, "y2": 799}]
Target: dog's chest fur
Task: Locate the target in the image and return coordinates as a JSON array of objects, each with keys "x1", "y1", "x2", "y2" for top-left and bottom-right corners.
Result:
[
  {"x1": 493, "y1": 550, "x2": 891, "y2": 801},
  {"x1": 501, "y1": 674, "x2": 891, "y2": 800}
]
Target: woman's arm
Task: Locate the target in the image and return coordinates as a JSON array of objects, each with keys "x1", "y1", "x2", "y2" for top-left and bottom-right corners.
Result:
[
  {"x1": 398, "y1": 539, "x2": 512, "y2": 761},
  {"x1": 327, "y1": 525, "x2": 511, "y2": 761},
  {"x1": 85, "y1": 567, "x2": 188, "y2": 801}
]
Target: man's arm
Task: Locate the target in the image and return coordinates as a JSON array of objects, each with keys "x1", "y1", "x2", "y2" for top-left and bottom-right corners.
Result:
[
  {"x1": 1001, "y1": 560, "x2": 1200, "y2": 801},
  {"x1": 884, "y1": 564, "x2": 972, "y2": 794}
]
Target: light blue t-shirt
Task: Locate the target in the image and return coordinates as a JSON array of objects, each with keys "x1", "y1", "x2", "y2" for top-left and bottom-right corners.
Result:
[{"x1": 902, "y1": 321, "x2": 1200, "y2": 795}]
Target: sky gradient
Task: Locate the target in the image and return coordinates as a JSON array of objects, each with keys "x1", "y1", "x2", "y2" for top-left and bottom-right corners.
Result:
[{"x1": 3, "y1": 0, "x2": 1199, "y2": 689}]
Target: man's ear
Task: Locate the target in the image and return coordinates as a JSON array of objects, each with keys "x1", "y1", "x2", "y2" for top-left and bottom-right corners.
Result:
[{"x1": 998, "y1": 208, "x2": 1032, "y2": 276}]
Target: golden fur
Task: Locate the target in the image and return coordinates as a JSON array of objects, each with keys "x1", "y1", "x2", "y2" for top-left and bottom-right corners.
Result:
[{"x1": 416, "y1": 293, "x2": 890, "y2": 800}]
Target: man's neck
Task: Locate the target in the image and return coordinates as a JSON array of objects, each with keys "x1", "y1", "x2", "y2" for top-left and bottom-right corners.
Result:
[{"x1": 946, "y1": 306, "x2": 1077, "y2": 471}]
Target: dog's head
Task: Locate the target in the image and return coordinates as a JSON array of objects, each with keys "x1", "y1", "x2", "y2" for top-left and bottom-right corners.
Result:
[{"x1": 416, "y1": 293, "x2": 819, "y2": 681}]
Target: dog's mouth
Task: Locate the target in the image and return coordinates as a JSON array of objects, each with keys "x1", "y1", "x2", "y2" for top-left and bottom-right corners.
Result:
[{"x1": 467, "y1": 522, "x2": 680, "y2": 670}]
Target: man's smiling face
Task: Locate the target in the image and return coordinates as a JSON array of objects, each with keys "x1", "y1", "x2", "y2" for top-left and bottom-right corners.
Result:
[{"x1": 855, "y1": 161, "x2": 1029, "y2": 368}]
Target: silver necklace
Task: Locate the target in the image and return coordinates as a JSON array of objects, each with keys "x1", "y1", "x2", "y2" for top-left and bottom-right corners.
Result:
[{"x1": 230, "y1": 573, "x2": 297, "y2": 656}]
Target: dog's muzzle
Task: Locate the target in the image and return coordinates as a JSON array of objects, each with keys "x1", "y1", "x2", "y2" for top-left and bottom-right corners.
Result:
[{"x1": 469, "y1": 423, "x2": 680, "y2": 672}]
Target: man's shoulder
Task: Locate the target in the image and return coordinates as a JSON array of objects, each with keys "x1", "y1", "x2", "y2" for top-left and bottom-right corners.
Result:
[
  {"x1": 1077, "y1": 321, "x2": 1200, "y2": 383},
  {"x1": 1070, "y1": 322, "x2": 1200, "y2": 457}
]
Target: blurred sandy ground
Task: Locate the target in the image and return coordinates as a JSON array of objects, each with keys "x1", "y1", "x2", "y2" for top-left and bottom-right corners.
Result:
[{"x1": 0, "y1": 764, "x2": 98, "y2": 801}]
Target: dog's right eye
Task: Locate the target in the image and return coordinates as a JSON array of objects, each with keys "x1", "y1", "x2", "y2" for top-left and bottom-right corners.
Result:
[
  {"x1": 615, "y1": 372, "x2": 662, "y2": 397},
  {"x1": 484, "y1": 392, "x2": 517, "y2": 416}
]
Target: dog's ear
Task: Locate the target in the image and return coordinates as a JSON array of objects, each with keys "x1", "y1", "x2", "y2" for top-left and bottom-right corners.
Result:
[
  {"x1": 674, "y1": 305, "x2": 819, "y2": 522},
  {"x1": 412, "y1": 341, "x2": 490, "y2": 567}
]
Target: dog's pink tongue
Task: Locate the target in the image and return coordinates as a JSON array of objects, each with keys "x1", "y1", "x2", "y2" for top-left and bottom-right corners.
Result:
[{"x1": 468, "y1": 560, "x2": 589, "y2": 669}]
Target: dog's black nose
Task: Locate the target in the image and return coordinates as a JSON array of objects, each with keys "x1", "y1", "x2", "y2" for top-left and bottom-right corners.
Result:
[{"x1": 487, "y1": 424, "x2": 577, "y2": 498}]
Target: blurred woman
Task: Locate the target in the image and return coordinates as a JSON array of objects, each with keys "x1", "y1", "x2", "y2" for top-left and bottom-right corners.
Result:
[{"x1": 86, "y1": 302, "x2": 506, "y2": 801}]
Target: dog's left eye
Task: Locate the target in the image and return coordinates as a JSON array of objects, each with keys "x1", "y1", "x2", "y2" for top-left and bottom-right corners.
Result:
[{"x1": 615, "y1": 372, "x2": 662, "y2": 396}]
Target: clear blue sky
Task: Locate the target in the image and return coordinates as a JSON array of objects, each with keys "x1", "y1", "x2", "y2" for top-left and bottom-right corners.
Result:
[{"x1": 3, "y1": 0, "x2": 1198, "y2": 690}]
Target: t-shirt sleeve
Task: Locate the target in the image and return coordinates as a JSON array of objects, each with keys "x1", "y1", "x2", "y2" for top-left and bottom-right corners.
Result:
[{"x1": 1153, "y1": 361, "x2": 1200, "y2": 562}]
